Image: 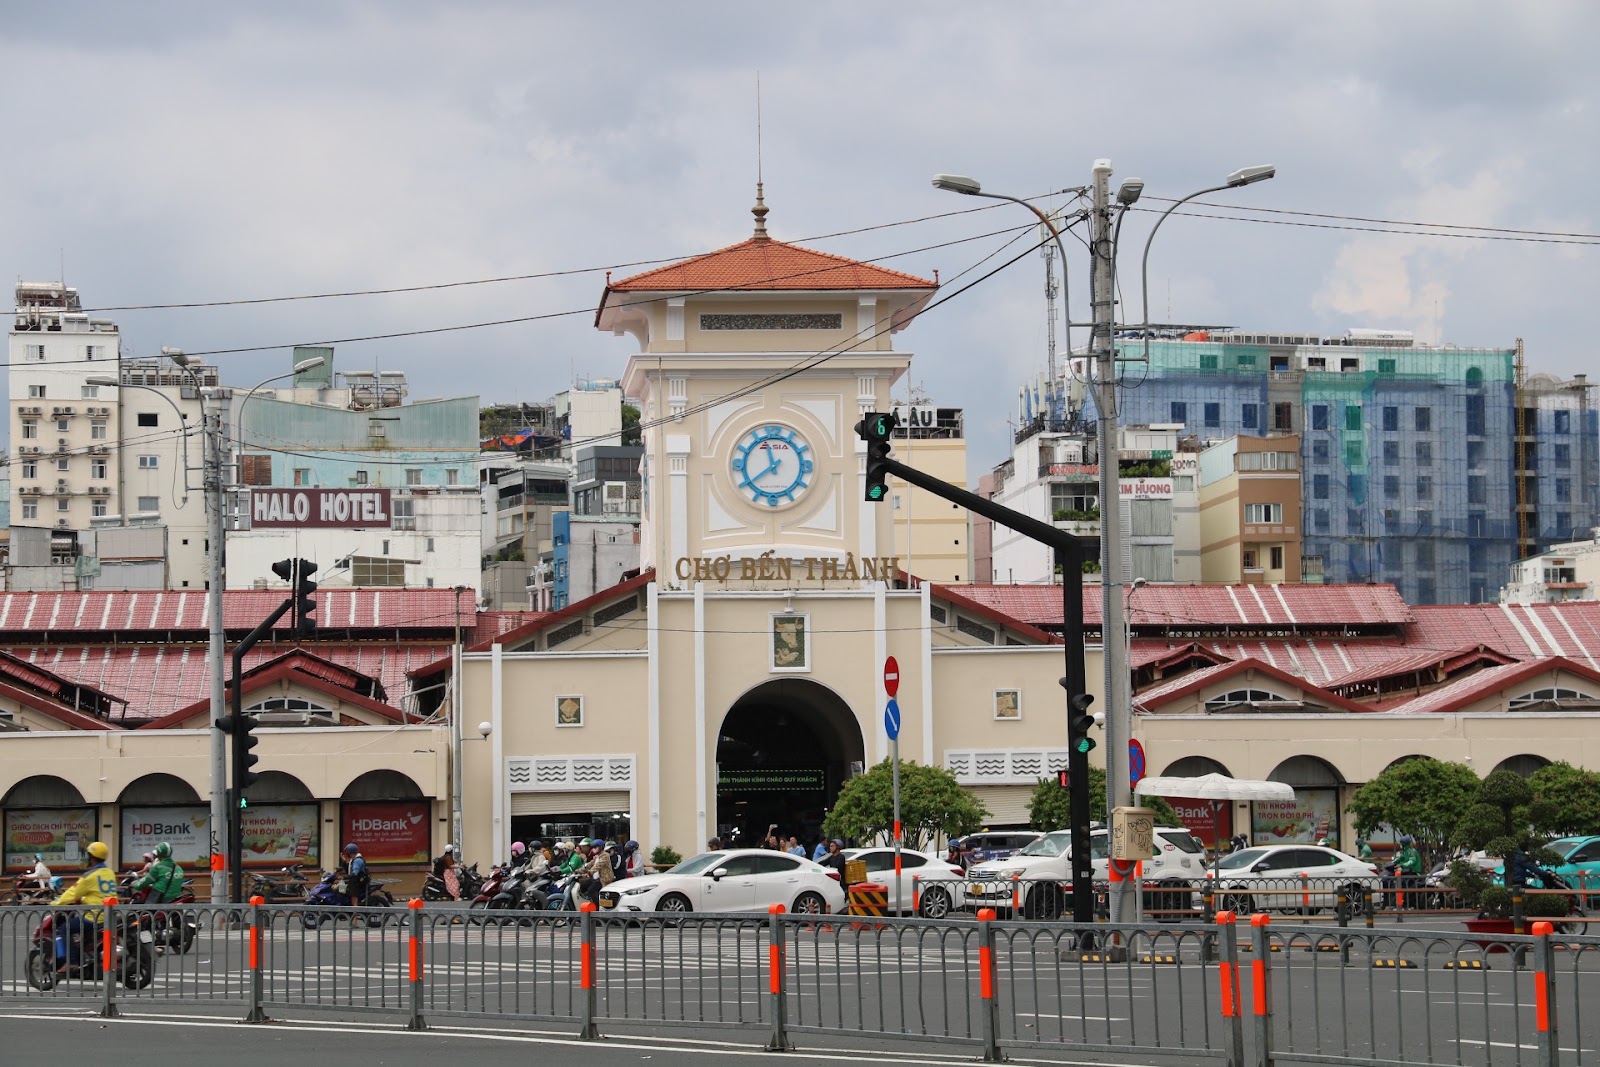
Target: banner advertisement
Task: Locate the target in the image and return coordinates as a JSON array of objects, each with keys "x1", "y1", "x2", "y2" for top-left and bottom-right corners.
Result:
[
  {"x1": 121, "y1": 806, "x2": 212, "y2": 868},
  {"x1": 341, "y1": 800, "x2": 431, "y2": 865},
  {"x1": 1251, "y1": 790, "x2": 1340, "y2": 847},
  {"x1": 4, "y1": 807, "x2": 97, "y2": 872},
  {"x1": 1163, "y1": 798, "x2": 1233, "y2": 848},
  {"x1": 237, "y1": 805, "x2": 321, "y2": 869}
]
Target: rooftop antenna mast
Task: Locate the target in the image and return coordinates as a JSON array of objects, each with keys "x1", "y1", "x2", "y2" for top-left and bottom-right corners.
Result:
[{"x1": 1040, "y1": 214, "x2": 1060, "y2": 424}]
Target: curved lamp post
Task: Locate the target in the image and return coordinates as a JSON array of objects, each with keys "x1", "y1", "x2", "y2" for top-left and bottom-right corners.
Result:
[{"x1": 1140, "y1": 165, "x2": 1275, "y2": 362}]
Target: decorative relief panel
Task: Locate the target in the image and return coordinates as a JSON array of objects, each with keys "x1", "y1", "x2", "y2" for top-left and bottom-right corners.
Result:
[
  {"x1": 506, "y1": 755, "x2": 636, "y2": 791},
  {"x1": 943, "y1": 749, "x2": 1070, "y2": 785},
  {"x1": 700, "y1": 313, "x2": 842, "y2": 330}
]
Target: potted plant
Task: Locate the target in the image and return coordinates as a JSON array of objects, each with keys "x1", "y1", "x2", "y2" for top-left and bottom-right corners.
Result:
[{"x1": 1454, "y1": 771, "x2": 1570, "y2": 941}]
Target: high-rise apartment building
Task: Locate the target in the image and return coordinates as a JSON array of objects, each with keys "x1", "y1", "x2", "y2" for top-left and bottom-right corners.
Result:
[
  {"x1": 9, "y1": 284, "x2": 213, "y2": 588},
  {"x1": 1111, "y1": 331, "x2": 1599, "y2": 604}
]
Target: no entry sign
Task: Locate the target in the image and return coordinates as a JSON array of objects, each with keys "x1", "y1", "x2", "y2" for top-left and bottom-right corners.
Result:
[{"x1": 883, "y1": 656, "x2": 899, "y2": 698}]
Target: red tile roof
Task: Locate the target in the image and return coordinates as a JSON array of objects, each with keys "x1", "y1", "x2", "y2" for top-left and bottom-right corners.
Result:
[
  {"x1": 1323, "y1": 645, "x2": 1518, "y2": 692},
  {"x1": 605, "y1": 237, "x2": 936, "y2": 294},
  {"x1": 141, "y1": 652, "x2": 407, "y2": 729},
  {"x1": 952, "y1": 583, "x2": 1414, "y2": 630},
  {"x1": 1135, "y1": 657, "x2": 1373, "y2": 713},
  {"x1": 1407, "y1": 603, "x2": 1600, "y2": 670},
  {"x1": 0, "y1": 589, "x2": 477, "y2": 635},
  {"x1": 5, "y1": 642, "x2": 452, "y2": 722},
  {"x1": 1380, "y1": 658, "x2": 1600, "y2": 715}
]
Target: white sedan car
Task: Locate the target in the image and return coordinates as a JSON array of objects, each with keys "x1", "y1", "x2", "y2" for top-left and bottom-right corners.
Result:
[
  {"x1": 1211, "y1": 844, "x2": 1382, "y2": 914},
  {"x1": 842, "y1": 848, "x2": 965, "y2": 914},
  {"x1": 598, "y1": 849, "x2": 846, "y2": 915}
]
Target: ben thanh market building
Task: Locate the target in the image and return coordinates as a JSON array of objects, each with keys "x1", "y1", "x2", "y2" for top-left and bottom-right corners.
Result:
[{"x1": 3, "y1": 198, "x2": 1600, "y2": 884}]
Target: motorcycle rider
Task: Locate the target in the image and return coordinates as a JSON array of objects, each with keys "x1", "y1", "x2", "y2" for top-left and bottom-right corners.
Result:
[
  {"x1": 524, "y1": 839, "x2": 550, "y2": 878},
  {"x1": 130, "y1": 842, "x2": 184, "y2": 904},
  {"x1": 20, "y1": 852, "x2": 52, "y2": 896},
  {"x1": 50, "y1": 841, "x2": 117, "y2": 963},
  {"x1": 432, "y1": 844, "x2": 458, "y2": 879},
  {"x1": 509, "y1": 840, "x2": 530, "y2": 870},
  {"x1": 623, "y1": 840, "x2": 644, "y2": 878},
  {"x1": 341, "y1": 843, "x2": 371, "y2": 904}
]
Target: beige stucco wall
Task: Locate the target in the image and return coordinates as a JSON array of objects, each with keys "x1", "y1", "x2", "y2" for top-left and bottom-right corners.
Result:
[
  {"x1": 0, "y1": 725, "x2": 449, "y2": 869},
  {"x1": 456, "y1": 582, "x2": 1107, "y2": 865}
]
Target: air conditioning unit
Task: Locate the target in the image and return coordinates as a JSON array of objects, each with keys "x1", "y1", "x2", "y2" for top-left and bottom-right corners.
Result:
[
  {"x1": 90, "y1": 485, "x2": 108, "y2": 495},
  {"x1": 56, "y1": 478, "x2": 68, "y2": 487},
  {"x1": 255, "y1": 711, "x2": 312, "y2": 726},
  {"x1": 57, "y1": 438, "x2": 68, "y2": 448},
  {"x1": 54, "y1": 486, "x2": 68, "y2": 495},
  {"x1": 20, "y1": 486, "x2": 40, "y2": 495},
  {"x1": 52, "y1": 407, "x2": 63, "y2": 415},
  {"x1": 55, "y1": 519, "x2": 69, "y2": 528},
  {"x1": 61, "y1": 406, "x2": 74, "y2": 415}
]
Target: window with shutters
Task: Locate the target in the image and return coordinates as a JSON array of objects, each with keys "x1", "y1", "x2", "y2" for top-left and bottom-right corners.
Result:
[{"x1": 239, "y1": 454, "x2": 273, "y2": 486}]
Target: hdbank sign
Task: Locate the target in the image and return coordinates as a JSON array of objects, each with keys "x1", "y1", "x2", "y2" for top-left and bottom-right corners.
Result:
[{"x1": 251, "y1": 488, "x2": 393, "y2": 529}]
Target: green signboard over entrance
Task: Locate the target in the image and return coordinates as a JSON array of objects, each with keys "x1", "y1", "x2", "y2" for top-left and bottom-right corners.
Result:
[{"x1": 717, "y1": 769, "x2": 826, "y2": 793}]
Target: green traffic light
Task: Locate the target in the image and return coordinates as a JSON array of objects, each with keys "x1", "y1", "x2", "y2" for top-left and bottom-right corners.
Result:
[
  {"x1": 1075, "y1": 737, "x2": 1097, "y2": 754},
  {"x1": 867, "y1": 484, "x2": 886, "y2": 501}
]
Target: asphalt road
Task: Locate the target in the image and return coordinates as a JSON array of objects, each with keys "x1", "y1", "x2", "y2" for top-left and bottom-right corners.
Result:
[{"x1": 2, "y1": 906, "x2": 1597, "y2": 1066}]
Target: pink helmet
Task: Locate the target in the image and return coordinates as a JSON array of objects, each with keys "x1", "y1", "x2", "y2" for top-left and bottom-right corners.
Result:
[{"x1": 511, "y1": 841, "x2": 527, "y2": 856}]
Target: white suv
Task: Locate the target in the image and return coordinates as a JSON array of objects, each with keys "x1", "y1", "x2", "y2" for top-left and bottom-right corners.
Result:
[{"x1": 963, "y1": 826, "x2": 1205, "y2": 920}]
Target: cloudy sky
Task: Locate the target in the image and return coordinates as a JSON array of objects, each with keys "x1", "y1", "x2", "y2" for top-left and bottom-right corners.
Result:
[{"x1": 4, "y1": 2, "x2": 1597, "y2": 471}]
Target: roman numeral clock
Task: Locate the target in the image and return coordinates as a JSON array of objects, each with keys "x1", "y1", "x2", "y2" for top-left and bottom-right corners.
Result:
[{"x1": 730, "y1": 424, "x2": 814, "y2": 507}]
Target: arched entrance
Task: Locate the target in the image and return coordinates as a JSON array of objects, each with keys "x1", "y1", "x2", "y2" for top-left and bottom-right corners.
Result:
[
  {"x1": 1492, "y1": 754, "x2": 1551, "y2": 778},
  {"x1": 716, "y1": 678, "x2": 865, "y2": 849},
  {"x1": 340, "y1": 771, "x2": 431, "y2": 868},
  {"x1": 1162, "y1": 756, "x2": 1232, "y2": 777},
  {"x1": 2, "y1": 776, "x2": 92, "y2": 873},
  {"x1": 1263, "y1": 755, "x2": 1346, "y2": 848}
]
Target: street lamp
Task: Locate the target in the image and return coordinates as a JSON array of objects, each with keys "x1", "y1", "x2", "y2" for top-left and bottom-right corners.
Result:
[
  {"x1": 1139, "y1": 166, "x2": 1276, "y2": 362},
  {"x1": 931, "y1": 175, "x2": 1082, "y2": 356}
]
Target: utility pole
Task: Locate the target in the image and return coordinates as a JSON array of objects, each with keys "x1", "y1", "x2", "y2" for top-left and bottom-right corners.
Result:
[
  {"x1": 203, "y1": 395, "x2": 229, "y2": 905},
  {"x1": 1090, "y1": 159, "x2": 1134, "y2": 927}
]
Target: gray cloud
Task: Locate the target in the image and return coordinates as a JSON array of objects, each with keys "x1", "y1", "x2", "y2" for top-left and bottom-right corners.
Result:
[{"x1": 3, "y1": 1, "x2": 1597, "y2": 471}]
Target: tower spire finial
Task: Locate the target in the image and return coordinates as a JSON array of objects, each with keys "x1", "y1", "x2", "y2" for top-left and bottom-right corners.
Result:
[{"x1": 752, "y1": 73, "x2": 769, "y2": 239}]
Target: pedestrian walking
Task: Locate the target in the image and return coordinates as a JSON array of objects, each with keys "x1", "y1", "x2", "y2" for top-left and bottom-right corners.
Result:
[{"x1": 786, "y1": 836, "x2": 806, "y2": 856}]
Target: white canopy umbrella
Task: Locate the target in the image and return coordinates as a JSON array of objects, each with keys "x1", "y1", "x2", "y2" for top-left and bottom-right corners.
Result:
[{"x1": 1135, "y1": 773, "x2": 1297, "y2": 884}]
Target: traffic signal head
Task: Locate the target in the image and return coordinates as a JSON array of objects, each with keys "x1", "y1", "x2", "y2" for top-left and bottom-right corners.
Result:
[
  {"x1": 1068, "y1": 692, "x2": 1097, "y2": 755},
  {"x1": 274, "y1": 558, "x2": 319, "y2": 635},
  {"x1": 235, "y1": 711, "x2": 261, "y2": 791},
  {"x1": 1057, "y1": 768, "x2": 1070, "y2": 788},
  {"x1": 855, "y1": 411, "x2": 898, "y2": 503}
]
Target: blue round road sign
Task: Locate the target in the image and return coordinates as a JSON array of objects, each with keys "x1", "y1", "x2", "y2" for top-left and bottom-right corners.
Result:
[
  {"x1": 1129, "y1": 738, "x2": 1146, "y2": 787},
  {"x1": 883, "y1": 698, "x2": 901, "y2": 741}
]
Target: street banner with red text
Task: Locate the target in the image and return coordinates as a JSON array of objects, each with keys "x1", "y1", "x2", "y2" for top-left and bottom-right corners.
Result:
[{"x1": 340, "y1": 800, "x2": 431, "y2": 865}]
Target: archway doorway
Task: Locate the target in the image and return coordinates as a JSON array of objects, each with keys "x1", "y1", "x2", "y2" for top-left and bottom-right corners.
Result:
[{"x1": 715, "y1": 678, "x2": 865, "y2": 851}]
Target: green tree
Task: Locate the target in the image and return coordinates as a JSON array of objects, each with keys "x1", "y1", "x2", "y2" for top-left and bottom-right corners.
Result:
[
  {"x1": 822, "y1": 760, "x2": 987, "y2": 850},
  {"x1": 1454, "y1": 770, "x2": 1565, "y2": 889},
  {"x1": 1026, "y1": 767, "x2": 1182, "y2": 831},
  {"x1": 1348, "y1": 757, "x2": 1480, "y2": 869},
  {"x1": 1528, "y1": 761, "x2": 1600, "y2": 839},
  {"x1": 621, "y1": 403, "x2": 642, "y2": 447}
]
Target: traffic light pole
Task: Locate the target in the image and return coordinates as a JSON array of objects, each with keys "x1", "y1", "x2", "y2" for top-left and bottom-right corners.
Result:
[
  {"x1": 865, "y1": 453, "x2": 1098, "y2": 923},
  {"x1": 203, "y1": 398, "x2": 230, "y2": 905},
  {"x1": 227, "y1": 597, "x2": 292, "y2": 902}
]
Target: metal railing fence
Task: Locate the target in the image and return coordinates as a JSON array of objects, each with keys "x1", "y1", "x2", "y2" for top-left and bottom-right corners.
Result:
[{"x1": 1, "y1": 898, "x2": 1597, "y2": 1065}]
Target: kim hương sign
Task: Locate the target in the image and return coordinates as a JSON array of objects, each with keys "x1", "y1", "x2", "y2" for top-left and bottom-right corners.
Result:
[{"x1": 251, "y1": 488, "x2": 393, "y2": 528}]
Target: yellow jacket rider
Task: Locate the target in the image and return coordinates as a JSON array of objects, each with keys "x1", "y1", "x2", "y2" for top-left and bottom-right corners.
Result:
[{"x1": 52, "y1": 841, "x2": 118, "y2": 922}]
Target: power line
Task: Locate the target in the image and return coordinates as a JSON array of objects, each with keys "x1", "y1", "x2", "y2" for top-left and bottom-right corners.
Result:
[
  {"x1": 65, "y1": 194, "x2": 1069, "y2": 314},
  {"x1": 1142, "y1": 197, "x2": 1600, "y2": 241},
  {"x1": 1130, "y1": 204, "x2": 1600, "y2": 247}
]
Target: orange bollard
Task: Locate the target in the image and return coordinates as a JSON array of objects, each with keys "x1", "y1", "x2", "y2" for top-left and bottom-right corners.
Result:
[
  {"x1": 1300, "y1": 872, "x2": 1310, "y2": 910},
  {"x1": 912, "y1": 874, "x2": 920, "y2": 914},
  {"x1": 1011, "y1": 873, "x2": 1021, "y2": 911}
]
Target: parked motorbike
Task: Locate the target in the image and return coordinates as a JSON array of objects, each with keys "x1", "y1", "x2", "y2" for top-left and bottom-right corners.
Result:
[
  {"x1": 301, "y1": 870, "x2": 396, "y2": 929},
  {"x1": 249, "y1": 863, "x2": 313, "y2": 903},
  {"x1": 27, "y1": 909, "x2": 156, "y2": 990}
]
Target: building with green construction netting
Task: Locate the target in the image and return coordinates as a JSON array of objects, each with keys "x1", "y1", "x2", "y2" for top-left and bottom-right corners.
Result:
[{"x1": 1107, "y1": 331, "x2": 1598, "y2": 604}]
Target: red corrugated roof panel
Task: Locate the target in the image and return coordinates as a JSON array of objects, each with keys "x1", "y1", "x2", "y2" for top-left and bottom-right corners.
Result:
[
  {"x1": 953, "y1": 583, "x2": 1413, "y2": 629},
  {"x1": 0, "y1": 589, "x2": 476, "y2": 634}
]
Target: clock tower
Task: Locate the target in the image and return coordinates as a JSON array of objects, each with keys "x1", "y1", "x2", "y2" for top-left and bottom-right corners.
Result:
[{"x1": 603, "y1": 188, "x2": 937, "y2": 579}]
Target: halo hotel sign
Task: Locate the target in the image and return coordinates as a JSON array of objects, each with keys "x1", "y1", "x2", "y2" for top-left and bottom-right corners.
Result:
[{"x1": 251, "y1": 488, "x2": 394, "y2": 529}]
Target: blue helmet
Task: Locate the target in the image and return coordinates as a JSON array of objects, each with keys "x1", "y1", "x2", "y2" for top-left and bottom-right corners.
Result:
[{"x1": 344, "y1": 843, "x2": 359, "y2": 855}]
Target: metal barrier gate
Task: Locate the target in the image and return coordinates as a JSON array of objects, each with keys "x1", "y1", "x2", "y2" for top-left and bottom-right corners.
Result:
[{"x1": 3, "y1": 898, "x2": 1597, "y2": 1065}]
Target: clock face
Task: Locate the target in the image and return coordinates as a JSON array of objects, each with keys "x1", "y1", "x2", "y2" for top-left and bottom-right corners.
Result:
[{"x1": 730, "y1": 424, "x2": 814, "y2": 507}]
